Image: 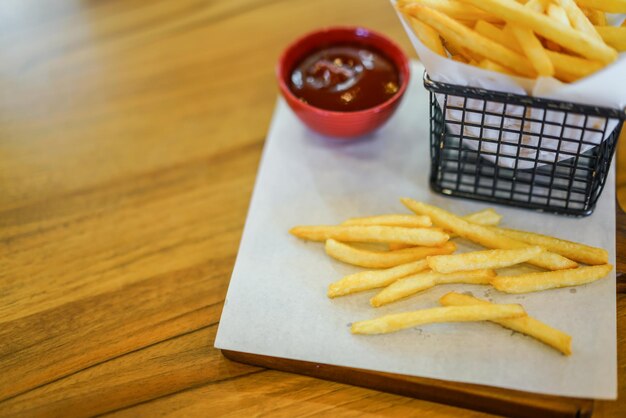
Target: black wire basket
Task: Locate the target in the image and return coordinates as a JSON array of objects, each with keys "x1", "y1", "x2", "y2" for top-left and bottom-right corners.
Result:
[{"x1": 424, "y1": 73, "x2": 626, "y2": 217}]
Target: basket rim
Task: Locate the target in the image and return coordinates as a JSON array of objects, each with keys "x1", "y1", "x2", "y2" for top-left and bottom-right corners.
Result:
[{"x1": 422, "y1": 72, "x2": 626, "y2": 120}]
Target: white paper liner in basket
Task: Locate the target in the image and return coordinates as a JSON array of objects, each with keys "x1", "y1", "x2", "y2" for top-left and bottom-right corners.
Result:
[{"x1": 392, "y1": 2, "x2": 626, "y2": 169}]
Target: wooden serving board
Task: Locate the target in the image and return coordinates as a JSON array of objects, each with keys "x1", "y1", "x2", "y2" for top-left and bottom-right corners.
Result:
[
  {"x1": 220, "y1": 202, "x2": 626, "y2": 418},
  {"x1": 221, "y1": 349, "x2": 594, "y2": 418}
]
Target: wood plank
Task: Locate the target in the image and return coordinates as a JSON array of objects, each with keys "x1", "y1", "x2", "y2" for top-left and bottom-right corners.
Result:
[
  {"x1": 616, "y1": 129, "x2": 626, "y2": 213},
  {"x1": 0, "y1": 324, "x2": 261, "y2": 418},
  {"x1": 617, "y1": 204, "x2": 626, "y2": 292},
  {"x1": 0, "y1": 0, "x2": 412, "y2": 211},
  {"x1": 0, "y1": 142, "x2": 264, "y2": 401},
  {"x1": 0, "y1": 140, "x2": 261, "y2": 324},
  {"x1": 103, "y1": 369, "x2": 496, "y2": 418},
  {"x1": 221, "y1": 350, "x2": 592, "y2": 418},
  {"x1": 0, "y1": 261, "x2": 226, "y2": 402}
]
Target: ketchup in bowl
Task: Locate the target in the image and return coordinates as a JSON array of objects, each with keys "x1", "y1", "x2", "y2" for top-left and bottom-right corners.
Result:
[
  {"x1": 277, "y1": 27, "x2": 410, "y2": 138},
  {"x1": 289, "y1": 44, "x2": 400, "y2": 112}
]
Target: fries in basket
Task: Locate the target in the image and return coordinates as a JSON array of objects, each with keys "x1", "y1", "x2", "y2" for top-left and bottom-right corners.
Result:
[
  {"x1": 290, "y1": 199, "x2": 612, "y2": 355},
  {"x1": 397, "y1": 0, "x2": 623, "y2": 82}
]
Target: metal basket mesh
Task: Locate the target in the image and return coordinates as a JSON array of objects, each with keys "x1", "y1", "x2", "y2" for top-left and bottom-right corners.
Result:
[{"x1": 425, "y1": 74, "x2": 625, "y2": 217}]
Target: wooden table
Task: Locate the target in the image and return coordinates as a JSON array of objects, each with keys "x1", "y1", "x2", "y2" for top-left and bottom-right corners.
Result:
[{"x1": 0, "y1": 1, "x2": 624, "y2": 416}]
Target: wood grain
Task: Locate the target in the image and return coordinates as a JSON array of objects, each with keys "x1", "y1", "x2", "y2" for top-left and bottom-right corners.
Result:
[
  {"x1": 0, "y1": 0, "x2": 624, "y2": 417},
  {"x1": 221, "y1": 350, "x2": 593, "y2": 418}
]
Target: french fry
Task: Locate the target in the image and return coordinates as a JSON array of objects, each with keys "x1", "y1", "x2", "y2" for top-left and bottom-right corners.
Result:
[
  {"x1": 506, "y1": 24, "x2": 555, "y2": 76},
  {"x1": 557, "y1": 0, "x2": 602, "y2": 41},
  {"x1": 342, "y1": 214, "x2": 432, "y2": 228},
  {"x1": 439, "y1": 292, "x2": 572, "y2": 355},
  {"x1": 400, "y1": 0, "x2": 502, "y2": 22},
  {"x1": 456, "y1": 0, "x2": 618, "y2": 63},
  {"x1": 595, "y1": 26, "x2": 626, "y2": 51},
  {"x1": 543, "y1": 40, "x2": 563, "y2": 52},
  {"x1": 491, "y1": 264, "x2": 613, "y2": 293},
  {"x1": 547, "y1": 4, "x2": 571, "y2": 27},
  {"x1": 325, "y1": 239, "x2": 456, "y2": 269},
  {"x1": 327, "y1": 260, "x2": 429, "y2": 298},
  {"x1": 441, "y1": 34, "x2": 484, "y2": 62},
  {"x1": 404, "y1": 5, "x2": 537, "y2": 77},
  {"x1": 351, "y1": 304, "x2": 525, "y2": 335},
  {"x1": 575, "y1": 0, "x2": 626, "y2": 13},
  {"x1": 390, "y1": 208, "x2": 503, "y2": 249},
  {"x1": 290, "y1": 225, "x2": 449, "y2": 246},
  {"x1": 475, "y1": 20, "x2": 522, "y2": 52},
  {"x1": 451, "y1": 54, "x2": 469, "y2": 63},
  {"x1": 474, "y1": 20, "x2": 602, "y2": 81},
  {"x1": 478, "y1": 58, "x2": 518, "y2": 75},
  {"x1": 487, "y1": 226, "x2": 608, "y2": 265},
  {"x1": 545, "y1": 50, "x2": 604, "y2": 81},
  {"x1": 408, "y1": 17, "x2": 447, "y2": 56},
  {"x1": 388, "y1": 243, "x2": 415, "y2": 250},
  {"x1": 463, "y1": 208, "x2": 503, "y2": 226},
  {"x1": 370, "y1": 269, "x2": 495, "y2": 307},
  {"x1": 580, "y1": 6, "x2": 607, "y2": 26},
  {"x1": 427, "y1": 246, "x2": 543, "y2": 273},
  {"x1": 524, "y1": 0, "x2": 546, "y2": 13},
  {"x1": 401, "y1": 198, "x2": 578, "y2": 270}
]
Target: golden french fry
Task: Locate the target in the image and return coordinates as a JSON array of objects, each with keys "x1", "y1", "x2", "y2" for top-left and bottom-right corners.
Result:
[
  {"x1": 506, "y1": 24, "x2": 555, "y2": 76},
  {"x1": 370, "y1": 269, "x2": 495, "y2": 307},
  {"x1": 388, "y1": 243, "x2": 415, "y2": 250},
  {"x1": 545, "y1": 50, "x2": 605, "y2": 81},
  {"x1": 427, "y1": 246, "x2": 543, "y2": 273},
  {"x1": 342, "y1": 214, "x2": 432, "y2": 228},
  {"x1": 487, "y1": 225, "x2": 608, "y2": 265},
  {"x1": 328, "y1": 260, "x2": 429, "y2": 298},
  {"x1": 401, "y1": 199, "x2": 578, "y2": 270},
  {"x1": 582, "y1": 7, "x2": 607, "y2": 26},
  {"x1": 595, "y1": 26, "x2": 626, "y2": 51},
  {"x1": 404, "y1": 5, "x2": 537, "y2": 77},
  {"x1": 524, "y1": 0, "x2": 546, "y2": 13},
  {"x1": 408, "y1": 17, "x2": 447, "y2": 56},
  {"x1": 463, "y1": 208, "x2": 503, "y2": 227},
  {"x1": 491, "y1": 264, "x2": 613, "y2": 293},
  {"x1": 575, "y1": 0, "x2": 626, "y2": 13},
  {"x1": 290, "y1": 225, "x2": 449, "y2": 246},
  {"x1": 456, "y1": 0, "x2": 617, "y2": 63},
  {"x1": 451, "y1": 54, "x2": 469, "y2": 63},
  {"x1": 547, "y1": 4, "x2": 571, "y2": 27},
  {"x1": 557, "y1": 0, "x2": 602, "y2": 41},
  {"x1": 391, "y1": 208, "x2": 503, "y2": 246},
  {"x1": 441, "y1": 34, "x2": 484, "y2": 62},
  {"x1": 325, "y1": 239, "x2": 457, "y2": 269},
  {"x1": 400, "y1": 0, "x2": 502, "y2": 22},
  {"x1": 439, "y1": 292, "x2": 572, "y2": 355},
  {"x1": 543, "y1": 40, "x2": 563, "y2": 52},
  {"x1": 478, "y1": 58, "x2": 518, "y2": 75},
  {"x1": 475, "y1": 20, "x2": 521, "y2": 52},
  {"x1": 351, "y1": 304, "x2": 525, "y2": 335},
  {"x1": 475, "y1": 19, "x2": 604, "y2": 81}
]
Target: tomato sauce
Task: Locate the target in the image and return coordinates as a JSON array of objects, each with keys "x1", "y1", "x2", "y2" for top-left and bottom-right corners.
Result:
[{"x1": 289, "y1": 43, "x2": 400, "y2": 112}]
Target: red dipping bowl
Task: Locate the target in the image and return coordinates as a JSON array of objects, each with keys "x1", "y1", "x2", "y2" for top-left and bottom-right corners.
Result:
[{"x1": 277, "y1": 27, "x2": 410, "y2": 139}]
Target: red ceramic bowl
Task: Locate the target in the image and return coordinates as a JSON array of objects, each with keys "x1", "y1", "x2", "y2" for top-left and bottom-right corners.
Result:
[{"x1": 277, "y1": 26, "x2": 410, "y2": 139}]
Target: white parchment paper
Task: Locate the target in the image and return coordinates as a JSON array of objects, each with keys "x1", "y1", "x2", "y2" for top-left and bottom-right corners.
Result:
[
  {"x1": 393, "y1": 2, "x2": 626, "y2": 169},
  {"x1": 214, "y1": 62, "x2": 617, "y2": 399}
]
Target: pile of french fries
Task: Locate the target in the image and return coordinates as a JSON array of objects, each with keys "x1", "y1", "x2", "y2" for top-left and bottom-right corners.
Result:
[
  {"x1": 397, "y1": 0, "x2": 626, "y2": 82},
  {"x1": 290, "y1": 199, "x2": 613, "y2": 355}
]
